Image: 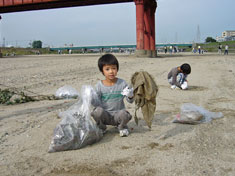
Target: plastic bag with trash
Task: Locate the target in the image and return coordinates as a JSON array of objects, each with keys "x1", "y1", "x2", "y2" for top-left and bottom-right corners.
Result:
[
  {"x1": 173, "y1": 103, "x2": 223, "y2": 124},
  {"x1": 48, "y1": 85, "x2": 103, "y2": 153},
  {"x1": 55, "y1": 85, "x2": 79, "y2": 99}
]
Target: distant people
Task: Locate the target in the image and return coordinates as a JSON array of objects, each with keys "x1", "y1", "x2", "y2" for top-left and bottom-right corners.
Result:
[
  {"x1": 82, "y1": 48, "x2": 87, "y2": 54},
  {"x1": 224, "y1": 45, "x2": 229, "y2": 55},
  {"x1": 169, "y1": 46, "x2": 173, "y2": 54},
  {"x1": 192, "y1": 47, "x2": 197, "y2": 53},
  {"x1": 69, "y1": 49, "x2": 72, "y2": 54},
  {"x1": 173, "y1": 46, "x2": 177, "y2": 53},
  {"x1": 198, "y1": 45, "x2": 201, "y2": 54},
  {"x1": 168, "y1": 63, "x2": 191, "y2": 90},
  {"x1": 100, "y1": 48, "x2": 105, "y2": 54},
  {"x1": 218, "y1": 44, "x2": 222, "y2": 54},
  {"x1": 58, "y1": 50, "x2": 61, "y2": 54},
  {"x1": 164, "y1": 46, "x2": 167, "y2": 54}
]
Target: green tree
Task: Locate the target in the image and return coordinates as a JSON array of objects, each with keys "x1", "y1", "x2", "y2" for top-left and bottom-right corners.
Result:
[
  {"x1": 32, "y1": 40, "x2": 42, "y2": 48},
  {"x1": 205, "y1": 37, "x2": 216, "y2": 43}
]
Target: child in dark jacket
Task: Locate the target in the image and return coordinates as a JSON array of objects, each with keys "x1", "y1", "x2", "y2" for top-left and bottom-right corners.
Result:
[{"x1": 168, "y1": 63, "x2": 191, "y2": 90}]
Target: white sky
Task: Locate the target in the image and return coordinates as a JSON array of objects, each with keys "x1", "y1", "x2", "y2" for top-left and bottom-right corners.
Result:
[{"x1": 0, "y1": 0, "x2": 235, "y2": 47}]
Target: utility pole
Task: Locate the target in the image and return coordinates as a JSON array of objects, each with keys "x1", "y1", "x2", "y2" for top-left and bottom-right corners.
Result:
[
  {"x1": 196, "y1": 25, "x2": 201, "y2": 43},
  {"x1": 3, "y1": 37, "x2": 5, "y2": 47},
  {"x1": 175, "y1": 32, "x2": 178, "y2": 43}
]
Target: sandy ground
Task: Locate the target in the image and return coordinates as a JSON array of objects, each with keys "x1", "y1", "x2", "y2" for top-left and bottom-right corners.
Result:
[{"x1": 0, "y1": 52, "x2": 235, "y2": 176}]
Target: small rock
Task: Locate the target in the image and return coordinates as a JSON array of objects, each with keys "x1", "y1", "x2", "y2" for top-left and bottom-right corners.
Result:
[{"x1": 9, "y1": 94, "x2": 22, "y2": 102}]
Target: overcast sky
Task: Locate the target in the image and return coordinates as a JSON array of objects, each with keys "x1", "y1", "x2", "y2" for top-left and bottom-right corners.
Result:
[{"x1": 0, "y1": 0, "x2": 235, "y2": 47}]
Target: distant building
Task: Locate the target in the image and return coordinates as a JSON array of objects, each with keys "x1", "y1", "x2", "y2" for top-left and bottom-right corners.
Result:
[
  {"x1": 222, "y1": 30, "x2": 235, "y2": 38},
  {"x1": 216, "y1": 30, "x2": 235, "y2": 42},
  {"x1": 216, "y1": 36, "x2": 224, "y2": 42}
]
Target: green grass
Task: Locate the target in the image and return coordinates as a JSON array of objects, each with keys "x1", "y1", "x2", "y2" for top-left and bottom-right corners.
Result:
[
  {"x1": 0, "y1": 47, "x2": 57, "y2": 56},
  {"x1": 180, "y1": 41, "x2": 235, "y2": 53},
  {"x1": 198, "y1": 41, "x2": 235, "y2": 52},
  {"x1": 1, "y1": 41, "x2": 235, "y2": 56}
]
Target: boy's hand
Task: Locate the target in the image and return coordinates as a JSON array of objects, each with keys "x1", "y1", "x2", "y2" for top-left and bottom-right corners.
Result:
[{"x1": 121, "y1": 86, "x2": 134, "y2": 98}]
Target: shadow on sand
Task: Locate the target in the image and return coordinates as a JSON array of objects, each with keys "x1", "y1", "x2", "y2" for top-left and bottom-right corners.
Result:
[{"x1": 187, "y1": 85, "x2": 208, "y2": 91}]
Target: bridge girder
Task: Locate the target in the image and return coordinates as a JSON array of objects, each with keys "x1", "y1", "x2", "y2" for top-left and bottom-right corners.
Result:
[{"x1": 0, "y1": 0, "x2": 133, "y2": 13}]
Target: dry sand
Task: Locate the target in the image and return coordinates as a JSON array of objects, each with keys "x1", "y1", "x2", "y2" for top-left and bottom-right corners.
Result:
[{"x1": 0, "y1": 52, "x2": 235, "y2": 176}]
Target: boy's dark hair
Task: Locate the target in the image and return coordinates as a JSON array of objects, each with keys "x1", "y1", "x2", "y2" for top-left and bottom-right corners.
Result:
[
  {"x1": 98, "y1": 54, "x2": 119, "y2": 73},
  {"x1": 180, "y1": 63, "x2": 191, "y2": 74}
]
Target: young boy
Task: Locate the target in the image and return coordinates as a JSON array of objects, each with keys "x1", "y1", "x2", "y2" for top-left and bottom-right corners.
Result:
[
  {"x1": 91, "y1": 54, "x2": 134, "y2": 137},
  {"x1": 167, "y1": 63, "x2": 191, "y2": 90}
]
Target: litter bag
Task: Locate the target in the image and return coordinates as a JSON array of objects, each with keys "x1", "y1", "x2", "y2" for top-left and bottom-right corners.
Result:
[
  {"x1": 173, "y1": 103, "x2": 223, "y2": 124},
  {"x1": 55, "y1": 85, "x2": 79, "y2": 99},
  {"x1": 49, "y1": 85, "x2": 103, "y2": 152}
]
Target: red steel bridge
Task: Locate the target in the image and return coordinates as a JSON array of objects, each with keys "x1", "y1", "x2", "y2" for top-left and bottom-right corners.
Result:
[{"x1": 0, "y1": 0, "x2": 157, "y2": 57}]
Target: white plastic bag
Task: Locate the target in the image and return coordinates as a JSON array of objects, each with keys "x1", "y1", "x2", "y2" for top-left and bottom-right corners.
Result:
[
  {"x1": 181, "y1": 81, "x2": 188, "y2": 90},
  {"x1": 55, "y1": 85, "x2": 79, "y2": 99},
  {"x1": 49, "y1": 85, "x2": 103, "y2": 152},
  {"x1": 173, "y1": 103, "x2": 223, "y2": 124}
]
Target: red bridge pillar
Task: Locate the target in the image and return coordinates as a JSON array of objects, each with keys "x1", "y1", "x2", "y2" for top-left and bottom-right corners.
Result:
[
  {"x1": 144, "y1": 7, "x2": 151, "y2": 57},
  {"x1": 134, "y1": 0, "x2": 145, "y2": 55},
  {"x1": 150, "y1": 0, "x2": 157, "y2": 57},
  {"x1": 135, "y1": 0, "x2": 157, "y2": 57}
]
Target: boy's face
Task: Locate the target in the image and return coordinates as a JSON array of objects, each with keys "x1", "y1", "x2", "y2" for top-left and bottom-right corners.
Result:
[{"x1": 102, "y1": 64, "x2": 118, "y2": 80}]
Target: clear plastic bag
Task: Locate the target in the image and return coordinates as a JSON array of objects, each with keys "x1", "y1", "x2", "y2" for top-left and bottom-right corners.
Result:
[
  {"x1": 55, "y1": 85, "x2": 79, "y2": 99},
  {"x1": 48, "y1": 85, "x2": 103, "y2": 152},
  {"x1": 173, "y1": 103, "x2": 223, "y2": 124}
]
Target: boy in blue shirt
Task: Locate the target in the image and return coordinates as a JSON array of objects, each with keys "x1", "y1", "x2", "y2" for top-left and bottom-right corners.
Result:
[{"x1": 91, "y1": 54, "x2": 134, "y2": 137}]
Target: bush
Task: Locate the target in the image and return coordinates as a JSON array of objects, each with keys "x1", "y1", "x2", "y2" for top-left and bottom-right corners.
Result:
[
  {"x1": 32, "y1": 40, "x2": 42, "y2": 48},
  {"x1": 205, "y1": 37, "x2": 216, "y2": 43}
]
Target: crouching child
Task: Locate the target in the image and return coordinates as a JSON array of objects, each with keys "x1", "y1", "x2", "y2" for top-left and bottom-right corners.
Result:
[
  {"x1": 167, "y1": 63, "x2": 191, "y2": 90},
  {"x1": 91, "y1": 54, "x2": 134, "y2": 137}
]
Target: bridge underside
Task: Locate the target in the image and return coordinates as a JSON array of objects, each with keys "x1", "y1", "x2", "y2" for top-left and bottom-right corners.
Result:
[
  {"x1": 0, "y1": 0, "x2": 157, "y2": 57},
  {"x1": 0, "y1": 0, "x2": 133, "y2": 13}
]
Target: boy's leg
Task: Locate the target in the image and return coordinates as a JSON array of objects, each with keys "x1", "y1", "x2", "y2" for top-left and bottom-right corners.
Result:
[
  {"x1": 169, "y1": 73, "x2": 184, "y2": 85},
  {"x1": 91, "y1": 106, "x2": 110, "y2": 131},
  {"x1": 168, "y1": 77, "x2": 173, "y2": 85},
  {"x1": 114, "y1": 110, "x2": 132, "y2": 130},
  {"x1": 177, "y1": 73, "x2": 184, "y2": 84}
]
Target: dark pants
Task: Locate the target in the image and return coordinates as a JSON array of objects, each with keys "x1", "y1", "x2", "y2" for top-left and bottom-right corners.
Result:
[{"x1": 91, "y1": 107, "x2": 132, "y2": 130}]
